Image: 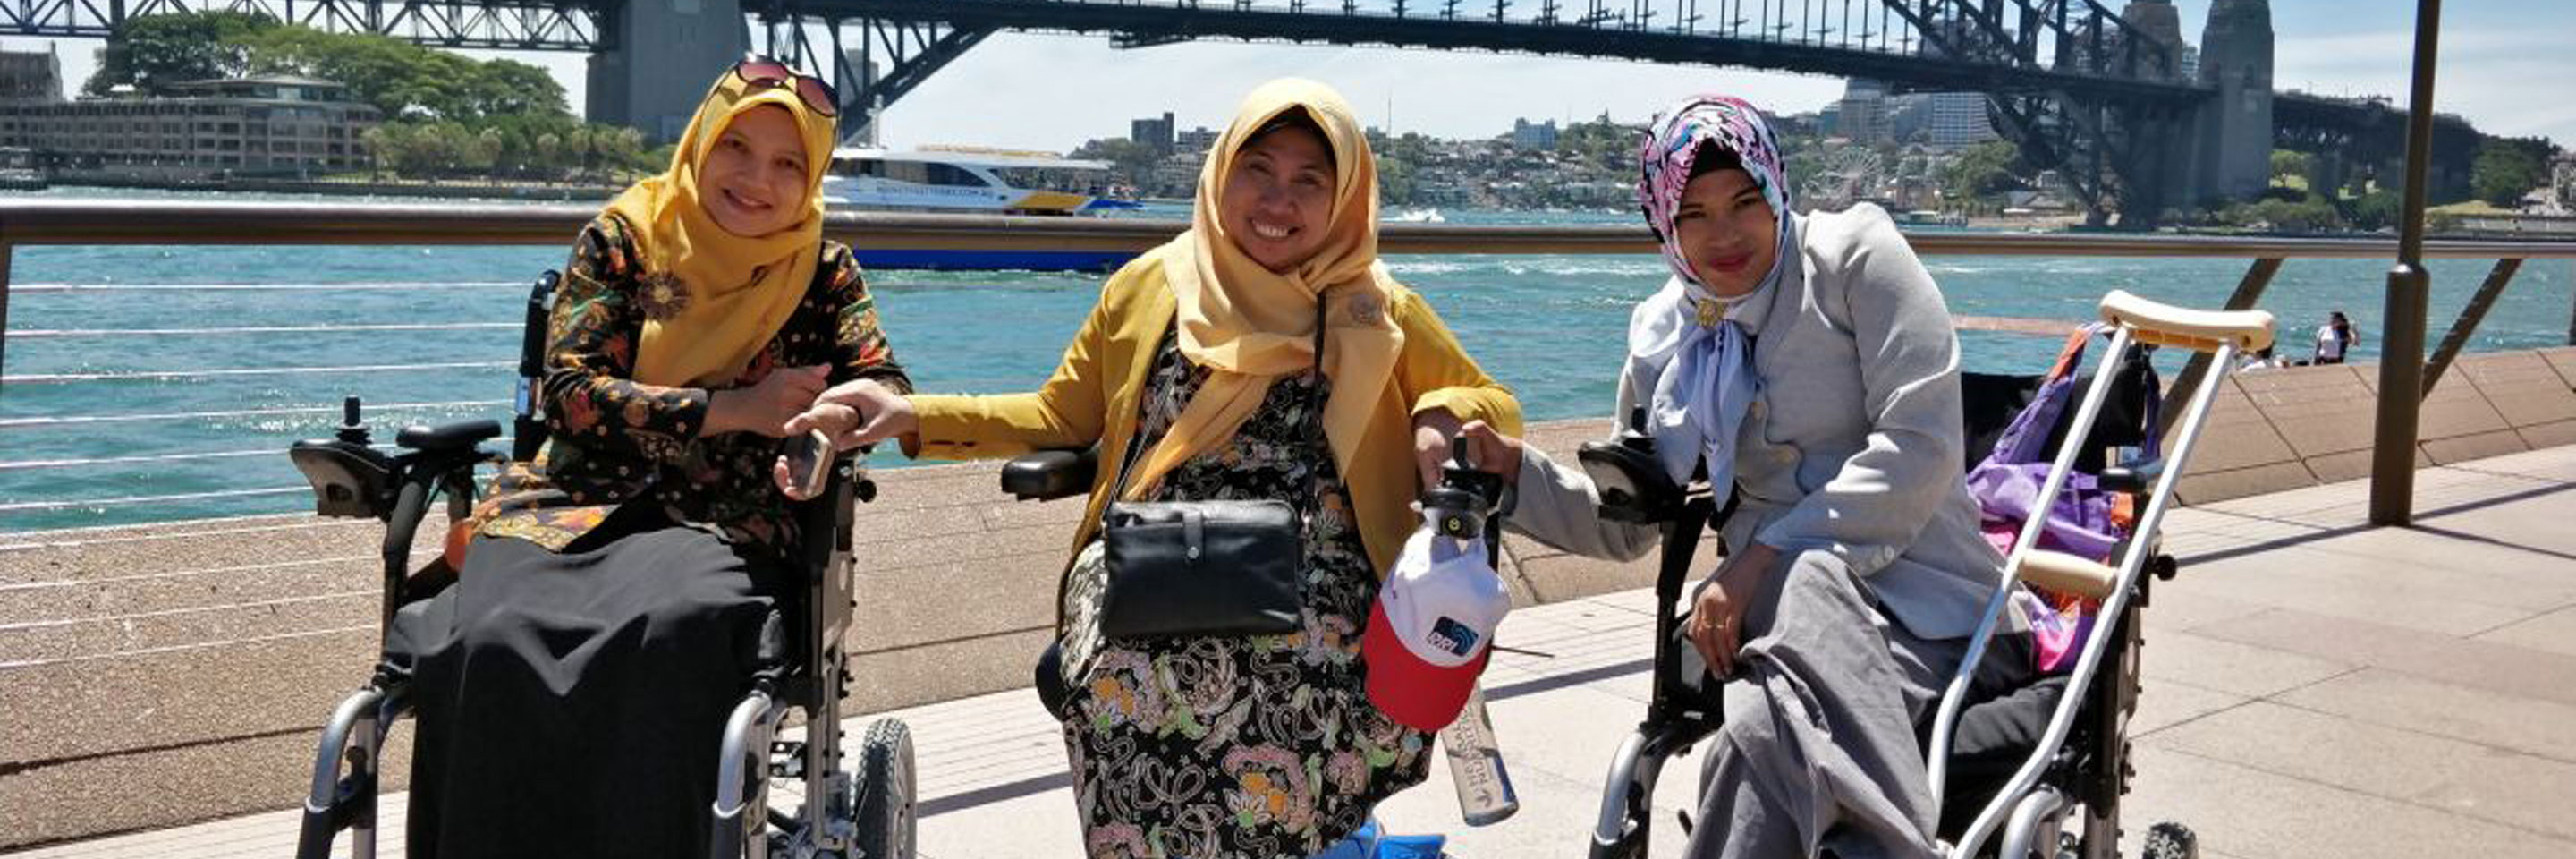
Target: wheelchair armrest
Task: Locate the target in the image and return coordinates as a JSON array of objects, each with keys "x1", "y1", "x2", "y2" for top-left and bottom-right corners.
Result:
[
  {"x1": 1003, "y1": 447, "x2": 1098, "y2": 502},
  {"x1": 289, "y1": 439, "x2": 395, "y2": 519},
  {"x1": 395, "y1": 419, "x2": 503, "y2": 455},
  {"x1": 2099, "y1": 455, "x2": 2165, "y2": 495},
  {"x1": 1577, "y1": 439, "x2": 1685, "y2": 524}
]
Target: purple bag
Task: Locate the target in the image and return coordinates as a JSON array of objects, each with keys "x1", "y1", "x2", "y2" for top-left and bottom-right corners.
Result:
[{"x1": 1967, "y1": 326, "x2": 2159, "y2": 672}]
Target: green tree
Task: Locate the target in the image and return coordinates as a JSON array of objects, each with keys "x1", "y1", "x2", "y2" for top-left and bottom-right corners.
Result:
[
  {"x1": 83, "y1": 11, "x2": 275, "y2": 96},
  {"x1": 1377, "y1": 152, "x2": 1419, "y2": 206},
  {"x1": 2471, "y1": 136, "x2": 2555, "y2": 208},
  {"x1": 2342, "y1": 189, "x2": 2403, "y2": 232},
  {"x1": 1068, "y1": 138, "x2": 1163, "y2": 186},
  {"x1": 2269, "y1": 149, "x2": 2312, "y2": 189},
  {"x1": 1940, "y1": 140, "x2": 2021, "y2": 209}
]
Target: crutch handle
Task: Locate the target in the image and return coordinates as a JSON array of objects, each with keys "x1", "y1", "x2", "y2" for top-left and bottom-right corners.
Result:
[
  {"x1": 2019, "y1": 549, "x2": 2121, "y2": 600},
  {"x1": 2097, "y1": 289, "x2": 2276, "y2": 353}
]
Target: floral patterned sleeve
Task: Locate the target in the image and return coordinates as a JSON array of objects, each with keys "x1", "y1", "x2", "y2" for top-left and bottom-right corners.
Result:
[
  {"x1": 822, "y1": 244, "x2": 912, "y2": 394},
  {"x1": 538, "y1": 216, "x2": 710, "y2": 464}
]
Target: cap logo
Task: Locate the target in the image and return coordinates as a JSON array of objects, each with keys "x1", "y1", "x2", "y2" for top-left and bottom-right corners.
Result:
[{"x1": 1426, "y1": 617, "x2": 1480, "y2": 659}]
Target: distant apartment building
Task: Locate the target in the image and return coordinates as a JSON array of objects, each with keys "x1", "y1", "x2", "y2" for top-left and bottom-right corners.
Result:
[
  {"x1": 1836, "y1": 80, "x2": 1889, "y2": 144},
  {"x1": 1131, "y1": 112, "x2": 1175, "y2": 157},
  {"x1": 1176, "y1": 125, "x2": 1222, "y2": 154},
  {"x1": 0, "y1": 72, "x2": 381, "y2": 178},
  {"x1": 1, "y1": 48, "x2": 62, "y2": 104},
  {"x1": 1509, "y1": 118, "x2": 1558, "y2": 150},
  {"x1": 1924, "y1": 92, "x2": 1998, "y2": 149}
]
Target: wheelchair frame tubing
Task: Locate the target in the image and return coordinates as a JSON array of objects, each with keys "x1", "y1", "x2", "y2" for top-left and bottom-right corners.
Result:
[
  {"x1": 1589, "y1": 491, "x2": 1717, "y2": 858},
  {"x1": 297, "y1": 685, "x2": 408, "y2": 859},
  {"x1": 712, "y1": 689, "x2": 784, "y2": 859}
]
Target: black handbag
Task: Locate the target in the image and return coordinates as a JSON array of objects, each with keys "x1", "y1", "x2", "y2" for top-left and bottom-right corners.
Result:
[{"x1": 1092, "y1": 303, "x2": 1328, "y2": 640}]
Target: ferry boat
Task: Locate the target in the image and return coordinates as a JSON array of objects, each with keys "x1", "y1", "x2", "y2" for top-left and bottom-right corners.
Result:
[
  {"x1": 823, "y1": 146, "x2": 1147, "y2": 271},
  {"x1": 823, "y1": 147, "x2": 1141, "y2": 216}
]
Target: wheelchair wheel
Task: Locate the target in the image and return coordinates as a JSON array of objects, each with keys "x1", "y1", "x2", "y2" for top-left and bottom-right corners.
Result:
[
  {"x1": 852, "y1": 718, "x2": 917, "y2": 859},
  {"x1": 2139, "y1": 821, "x2": 2197, "y2": 859}
]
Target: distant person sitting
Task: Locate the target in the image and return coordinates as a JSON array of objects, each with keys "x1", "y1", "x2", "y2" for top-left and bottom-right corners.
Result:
[
  {"x1": 2239, "y1": 345, "x2": 2280, "y2": 371},
  {"x1": 2313, "y1": 310, "x2": 2360, "y2": 365}
]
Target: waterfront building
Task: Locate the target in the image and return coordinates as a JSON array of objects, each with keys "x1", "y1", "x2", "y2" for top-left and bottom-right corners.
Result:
[
  {"x1": 0, "y1": 47, "x2": 61, "y2": 105},
  {"x1": 1176, "y1": 125, "x2": 1221, "y2": 154},
  {"x1": 1926, "y1": 91, "x2": 1999, "y2": 149},
  {"x1": 1510, "y1": 117, "x2": 1559, "y2": 150},
  {"x1": 1837, "y1": 79, "x2": 1889, "y2": 145},
  {"x1": 1131, "y1": 111, "x2": 1175, "y2": 157},
  {"x1": 0, "y1": 74, "x2": 380, "y2": 179}
]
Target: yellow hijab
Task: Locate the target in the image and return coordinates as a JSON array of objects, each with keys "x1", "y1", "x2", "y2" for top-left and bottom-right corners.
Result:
[
  {"x1": 1123, "y1": 78, "x2": 1406, "y2": 499},
  {"x1": 606, "y1": 67, "x2": 838, "y2": 387}
]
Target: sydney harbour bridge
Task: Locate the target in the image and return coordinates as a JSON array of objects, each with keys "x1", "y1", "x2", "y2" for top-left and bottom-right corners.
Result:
[{"x1": 0, "y1": 0, "x2": 2480, "y2": 226}]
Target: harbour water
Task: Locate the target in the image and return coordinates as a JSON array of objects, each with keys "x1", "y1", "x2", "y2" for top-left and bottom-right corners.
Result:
[{"x1": 3, "y1": 192, "x2": 2570, "y2": 531}]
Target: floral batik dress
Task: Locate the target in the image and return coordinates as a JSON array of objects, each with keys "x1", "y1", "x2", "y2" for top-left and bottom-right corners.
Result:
[{"x1": 1056, "y1": 330, "x2": 1431, "y2": 859}]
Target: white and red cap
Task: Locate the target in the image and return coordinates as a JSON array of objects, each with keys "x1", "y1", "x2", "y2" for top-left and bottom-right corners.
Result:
[{"x1": 1364, "y1": 512, "x2": 1512, "y2": 733}]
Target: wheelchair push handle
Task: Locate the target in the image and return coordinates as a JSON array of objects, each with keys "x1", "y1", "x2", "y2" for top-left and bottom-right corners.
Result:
[{"x1": 2097, "y1": 289, "x2": 2276, "y2": 354}]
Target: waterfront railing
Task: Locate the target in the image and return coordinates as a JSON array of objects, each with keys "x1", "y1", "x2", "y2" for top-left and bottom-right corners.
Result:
[{"x1": 4, "y1": 198, "x2": 2575, "y2": 532}]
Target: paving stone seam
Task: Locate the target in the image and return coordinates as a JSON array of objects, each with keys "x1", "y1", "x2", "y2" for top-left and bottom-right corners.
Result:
[
  {"x1": 2263, "y1": 693, "x2": 2576, "y2": 770},
  {"x1": 2145, "y1": 744, "x2": 2576, "y2": 849},
  {"x1": 2458, "y1": 597, "x2": 2576, "y2": 640},
  {"x1": 2125, "y1": 676, "x2": 2268, "y2": 742}
]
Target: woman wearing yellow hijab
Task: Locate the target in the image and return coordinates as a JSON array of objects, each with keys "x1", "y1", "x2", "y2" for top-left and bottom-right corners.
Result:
[
  {"x1": 817, "y1": 79, "x2": 1521, "y2": 858},
  {"x1": 394, "y1": 60, "x2": 910, "y2": 858}
]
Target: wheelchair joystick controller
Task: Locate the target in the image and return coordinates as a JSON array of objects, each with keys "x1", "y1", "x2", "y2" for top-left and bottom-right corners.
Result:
[
  {"x1": 1580, "y1": 407, "x2": 1682, "y2": 525},
  {"x1": 1423, "y1": 435, "x2": 1503, "y2": 540},
  {"x1": 335, "y1": 395, "x2": 372, "y2": 447}
]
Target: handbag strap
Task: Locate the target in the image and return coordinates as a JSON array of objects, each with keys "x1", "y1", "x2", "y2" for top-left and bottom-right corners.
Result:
[{"x1": 1100, "y1": 302, "x2": 1331, "y2": 525}]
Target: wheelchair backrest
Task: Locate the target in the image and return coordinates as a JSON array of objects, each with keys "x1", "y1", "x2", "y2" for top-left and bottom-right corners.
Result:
[
  {"x1": 511, "y1": 271, "x2": 563, "y2": 464},
  {"x1": 1958, "y1": 343, "x2": 2159, "y2": 474}
]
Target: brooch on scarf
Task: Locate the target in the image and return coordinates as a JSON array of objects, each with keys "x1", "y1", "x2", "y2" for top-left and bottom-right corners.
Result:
[
  {"x1": 635, "y1": 271, "x2": 692, "y2": 321},
  {"x1": 1694, "y1": 298, "x2": 1722, "y2": 327},
  {"x1": 1345, "y1": 293, "x2": 1384, "y2": 326}
]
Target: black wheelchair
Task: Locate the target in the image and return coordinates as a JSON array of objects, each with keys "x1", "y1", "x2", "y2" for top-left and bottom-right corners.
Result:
[
  {"x1": 1582, "y1": 292, "x2": 2271, "y2": 859},
  {"x1": 285, "y1": 270, "x2": 918, "y2": 859}
]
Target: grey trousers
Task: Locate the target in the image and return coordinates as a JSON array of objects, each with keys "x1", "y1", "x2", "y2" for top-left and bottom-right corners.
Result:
[{"x1": 1682, "y1": 550, "x2": 2034, "y2": 859}]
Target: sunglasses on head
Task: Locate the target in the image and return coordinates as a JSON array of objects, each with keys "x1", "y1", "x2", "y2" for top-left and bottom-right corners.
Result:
[{"x1": 733, "y1": 56, "x2": 839, "y2": 118}]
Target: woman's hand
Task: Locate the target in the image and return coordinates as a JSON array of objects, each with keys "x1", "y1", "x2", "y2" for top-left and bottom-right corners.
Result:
[
  {"x1": 772, "y1": 403, "x2": 859, "y2": 500},
  {"x1": 1454, "y1": 420, "x2": 1525, "y2": 481},
  {"x1": 1411, "y1": 411, "x2": 1469, "y2": 490},
  {"x1": 1686, "y1": 541, "x2": 1782, "y2": 679},
  {"x1": 809, "y1": 378, "x2": 918, "y2": 448},
  {"x1": 707, "y1": 364, "x2": 829, "y2": 438}
]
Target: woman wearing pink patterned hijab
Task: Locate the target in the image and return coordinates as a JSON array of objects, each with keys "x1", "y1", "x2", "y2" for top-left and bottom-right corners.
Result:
[{"x1": 1464, "y1": 95, "x2": 2030, "y2": 858}]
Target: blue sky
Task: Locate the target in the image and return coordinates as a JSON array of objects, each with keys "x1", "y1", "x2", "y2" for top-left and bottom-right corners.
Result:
[{"x1": 6, "y1": 1, "x2": 2567, "y2": 151}]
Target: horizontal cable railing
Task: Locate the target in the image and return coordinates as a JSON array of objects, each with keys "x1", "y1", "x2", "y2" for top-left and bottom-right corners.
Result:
[{"x1": 4, "y1": 200, "x2": 2574, "y2": 534}]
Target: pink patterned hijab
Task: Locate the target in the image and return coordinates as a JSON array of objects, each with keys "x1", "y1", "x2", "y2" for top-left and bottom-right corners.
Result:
[{"x1": 1635, "y1": 94, "x2": 1793, "y2": 288}]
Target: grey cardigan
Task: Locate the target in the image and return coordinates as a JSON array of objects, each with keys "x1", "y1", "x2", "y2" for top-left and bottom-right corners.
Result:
[{"x1": 1510, "y1": 203, "x2": 2007, "y2": 642}]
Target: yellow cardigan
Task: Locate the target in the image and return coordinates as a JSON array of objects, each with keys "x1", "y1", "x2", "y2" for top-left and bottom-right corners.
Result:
[{"x1": 908, "y1": 251, "x2": 1521, "y2": 580}]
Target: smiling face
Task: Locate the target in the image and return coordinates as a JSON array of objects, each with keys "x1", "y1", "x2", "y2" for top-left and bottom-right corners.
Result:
[
  {"x1": 1219, "y1": 121, "x2": 1337, "y2": 273},
  {"x1": 1670, "y1": 166, "x2": 1780, "y2": 298},
  {"x1": 695, "y1": 105, "x2": 813, "y2": 238}
]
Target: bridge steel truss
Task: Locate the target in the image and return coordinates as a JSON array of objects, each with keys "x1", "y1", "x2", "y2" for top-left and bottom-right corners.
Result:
[
  {"x1": 757, "y1": 0, "x2": 2212, "y2": 225},
  {"x1": 0, "y1": 0, "x2": 606, "y2": 50}
]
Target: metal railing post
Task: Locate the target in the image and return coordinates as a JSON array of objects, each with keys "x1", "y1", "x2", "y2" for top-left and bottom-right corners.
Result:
[
  {"x1": 2370, "y1": 0, "x2": 2443, "y2": 527},
  {"x1": 2162, "y1": 257, "x2": 2283, "y2": 435},
  {"x1": 2422, "y1": 258, "x2": 2522, "y2": 395},
  {"x1": 2, "y1": 239, "x2": 13, "y2": 382}
]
